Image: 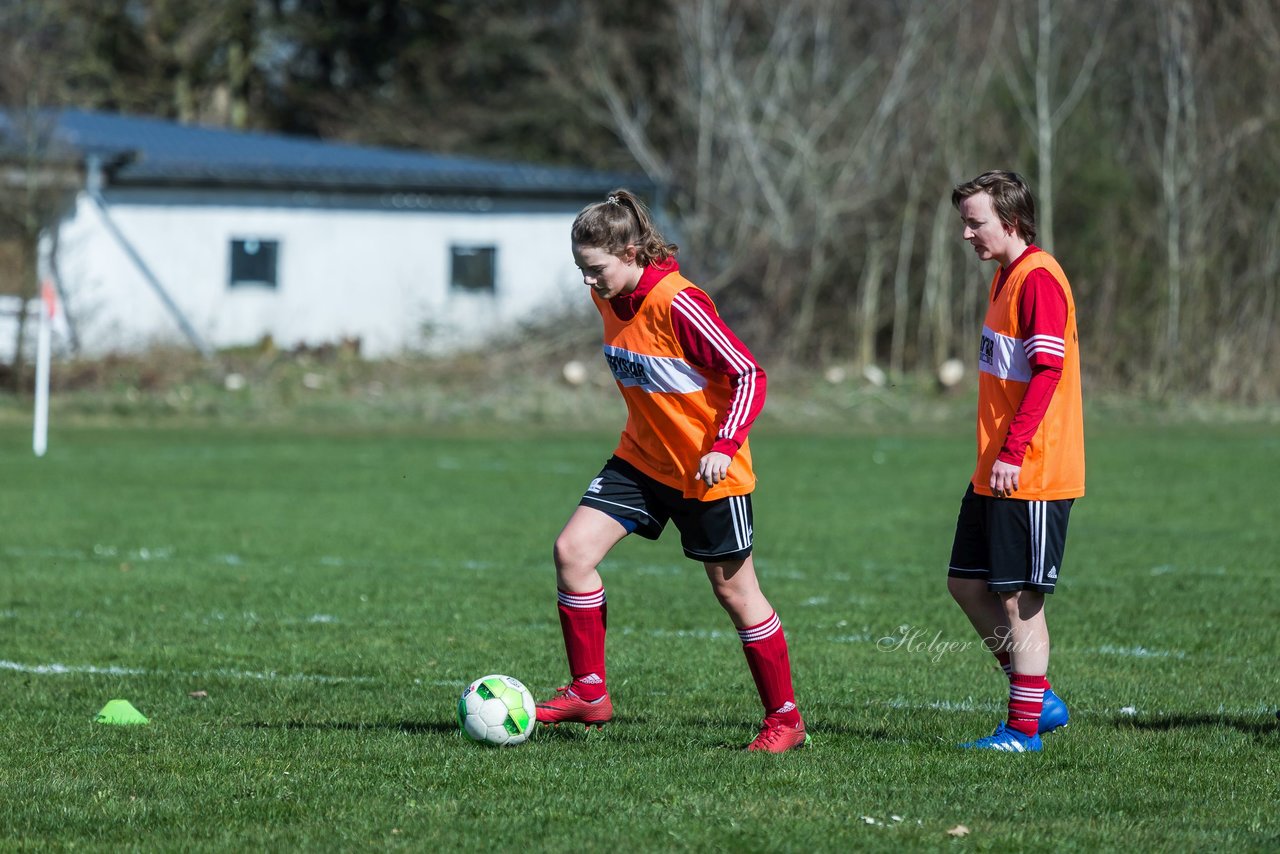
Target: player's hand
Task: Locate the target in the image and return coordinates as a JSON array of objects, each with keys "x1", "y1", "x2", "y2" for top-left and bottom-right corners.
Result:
[
  {"x1": 989, "y1": 460, "x2": 1021, "y2": 498},
  {"x1": 696, "y1": 451, "x2": 732, "y2": 486}
]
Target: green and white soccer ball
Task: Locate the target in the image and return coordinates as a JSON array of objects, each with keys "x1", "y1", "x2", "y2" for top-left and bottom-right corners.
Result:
[{"x1": 457, "y1": 674, "x2": 537, "y2": 746}]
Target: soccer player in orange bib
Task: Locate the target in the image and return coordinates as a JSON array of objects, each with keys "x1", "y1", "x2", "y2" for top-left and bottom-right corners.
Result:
[
  {"x1": 536, "y1": 188, "x2": 807, "y2": 753},
  {"x1": 947, "y1": 171, "x2": 1085, "y2": 752}
]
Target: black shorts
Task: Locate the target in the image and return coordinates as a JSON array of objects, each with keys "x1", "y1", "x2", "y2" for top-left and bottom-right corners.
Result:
[
  {"x1": 578, "y1": 457, "x2": 754, "y2": 562},
  {"x1": 948, "y1": 484, "x2": 1074, "y2": 593}
]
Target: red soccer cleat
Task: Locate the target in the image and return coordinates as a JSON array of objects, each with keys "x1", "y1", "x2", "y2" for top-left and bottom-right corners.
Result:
[
  {"x1": 746, "y1": 718, "x2": 810, "y2": 753},
  {"x1": 535, "y1": 686, "x2": 613, "y2": 729}
]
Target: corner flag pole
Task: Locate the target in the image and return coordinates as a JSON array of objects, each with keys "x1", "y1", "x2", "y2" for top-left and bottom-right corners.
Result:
[{"x1": 33, "y1": 280, "x2": 55, "y2": 458}]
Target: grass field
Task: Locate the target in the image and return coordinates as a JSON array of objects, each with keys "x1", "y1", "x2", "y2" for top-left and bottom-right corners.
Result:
[{"x1": 2, "y1": 419, "x2": 1277, "y2": 850}]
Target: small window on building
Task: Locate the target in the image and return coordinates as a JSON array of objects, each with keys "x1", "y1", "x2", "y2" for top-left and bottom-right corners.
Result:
[
  {"x1": 229, "y1": 238, "x2": 279, "y2": 288},
  {"x1": 450, "y1": 246, "x2": 496, "y2": 293}
]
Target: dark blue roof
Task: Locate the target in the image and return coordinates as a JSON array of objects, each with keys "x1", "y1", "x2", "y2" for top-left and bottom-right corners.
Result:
[{"x1": 3, "y1": 108, "x2": 647, "y2": 198}]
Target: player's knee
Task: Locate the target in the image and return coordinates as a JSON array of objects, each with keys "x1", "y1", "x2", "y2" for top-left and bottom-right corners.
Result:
[
  {"x1": 999, "y1": 590, "x2": 1043, "y2": 621},
  {"x1": 552, "y1": 534, "x2": 580, "y2": 572},
  {"x1": 708, "y1": 581, "x2": 737, "y2": 611},
  {"x1": 713, "y1": 589, "x2": 753, "y2": 620},
  {"x1": 707, "y1": 578, "x2": 757, "y2": 618},
  {"x1": 553, "y1": 531, "x2": 599, "y2": 578}
]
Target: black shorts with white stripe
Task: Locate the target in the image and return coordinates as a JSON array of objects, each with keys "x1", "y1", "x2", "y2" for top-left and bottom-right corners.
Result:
[
  {"x1": 579, "y1": 456, "x2": 754, "y2": 562},
  {"x1": 947, "y1": 483, "x2": 1074, "y2": 593}
]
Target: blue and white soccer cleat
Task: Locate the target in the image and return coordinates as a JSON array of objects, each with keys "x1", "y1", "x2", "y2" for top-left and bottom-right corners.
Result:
[
  {"x1": 959, "y1": 721, "x2": 1043, "y2": 752},
  {"x1": 1038, "y1": 688, "x2": 1069, "y2": 734}
]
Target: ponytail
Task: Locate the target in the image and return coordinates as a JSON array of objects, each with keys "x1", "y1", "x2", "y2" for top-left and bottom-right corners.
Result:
[{"x1": 571, "y1": 188, "x2": 677, "y2": 266}]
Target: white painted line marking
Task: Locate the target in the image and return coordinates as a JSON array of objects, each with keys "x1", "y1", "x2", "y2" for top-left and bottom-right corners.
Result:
[{"x1": 0, "y1": 659, "x2": 374, "y2": 684}]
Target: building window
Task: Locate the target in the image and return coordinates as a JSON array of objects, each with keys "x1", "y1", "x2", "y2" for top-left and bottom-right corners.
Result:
[
  {"x1": 450, "y1": 246, "x2": 496, "y2": 293},
  {"x1": 229, "y1": 238, "x2": 279, "y2": 288}
]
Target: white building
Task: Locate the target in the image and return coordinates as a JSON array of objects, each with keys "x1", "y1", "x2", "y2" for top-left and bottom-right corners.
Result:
[{"x1": 8, "y1": 109, "x2": 651, "y2": 358}]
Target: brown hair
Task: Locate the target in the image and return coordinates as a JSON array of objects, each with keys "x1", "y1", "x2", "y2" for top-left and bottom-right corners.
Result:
[
  {"x1": 951, "y1": 170, "x2": 1037, "y2": 243},
  {"x1": 571, "y1": 188, "x2": 677, "y2": 266}
]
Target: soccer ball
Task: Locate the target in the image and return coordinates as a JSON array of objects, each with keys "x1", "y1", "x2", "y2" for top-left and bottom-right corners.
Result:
[{"x1": 457, "y1": 674, "x2": 537, "y2": 746}]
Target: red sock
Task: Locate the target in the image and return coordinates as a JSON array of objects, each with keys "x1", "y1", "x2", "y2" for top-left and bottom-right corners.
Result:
[
  {"x1": 557, "y1": 588, "x2": 607, "y2": 701},
  {"x1": 1008, "y1": 672, "x2": 1049, "y2": 736},
  {"x1": 996, "y1": 651, "x2": 1052, "y2": 692},
  {"x1": 738, "y1": 612, "x2": 800, "y2": 726}
]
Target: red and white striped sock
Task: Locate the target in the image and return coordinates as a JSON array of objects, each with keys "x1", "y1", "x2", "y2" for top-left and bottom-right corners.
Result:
[
  {"x1": 996, "y1": 651, "x2": 1053, "y2": 693},
  {"x1": 738, "y1": 611, "x2": 801, "y2": 726},
  {"x1": 1008, "y1": 672, "x2": 1049, "y2": 736},
  {"x1": 557, "y1": 587, "x2": 607, "y2": 701}
]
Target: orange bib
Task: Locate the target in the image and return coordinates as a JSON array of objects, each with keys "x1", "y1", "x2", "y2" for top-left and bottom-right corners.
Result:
[
  {"x1": 594, "y1": 272, "x2": 755, "y2": 500},
  {"x1": 974, "y1": 252, "x2": 1085, "y2": 500}
]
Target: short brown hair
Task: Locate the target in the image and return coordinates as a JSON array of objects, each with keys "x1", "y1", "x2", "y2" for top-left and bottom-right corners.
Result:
[{"x1": 952, "y1": 171, "x2": 1037, "y2": 243}]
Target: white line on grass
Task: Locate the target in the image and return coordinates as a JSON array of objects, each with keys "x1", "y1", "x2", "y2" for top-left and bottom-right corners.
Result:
[
  {"x1": 0, "y1": 659, "x2": 374, "y2": 684},
  {"x1": 5, "y1": 660, "x2": 1273, "y2": 719},
  {"x1": 1087, "y1": 644, "x2": 1188, "y2": 659},
  {"x1": 873, "y1": 696, "x2": 1275, "y2": 719},
  {"x1": 1, "y1": 660, "x2": 147, "y2": 676}
]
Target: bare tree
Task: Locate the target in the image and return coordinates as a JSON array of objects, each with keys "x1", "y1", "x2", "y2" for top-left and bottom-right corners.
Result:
[
  {"x1": 556, "y1": 0, "x2": 956, "y2": 366},
  {"x1": 1150, "y1": 0, "x2": 1199, "y2": 391},
  {"x1": 1003, "y1": 0, "x2": 1113, "y2": 254},
  {"x1": 909, "y1": 1, "x2": 1007, "y2": 371},
  {"x1": 1199, "y1": 0, "x2": 1280, "y2": 398},
  {"x1": 0, "y1": 1, "x2": 82, "y2": 389},
  {"x1": 1121, "y1": 0, "x2": 1280, "y2": 396},
  {"x1": 13, "y1": 0, "x2": 1274, "y2": 401},
  {"x1": 888, "y1": 173, "x2": 922, "y2": 377}
]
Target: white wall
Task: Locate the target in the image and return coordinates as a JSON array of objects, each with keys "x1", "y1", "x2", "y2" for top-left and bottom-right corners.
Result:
[{"x1": 50, "y1": 189, "x2": 588, "y2": 357}]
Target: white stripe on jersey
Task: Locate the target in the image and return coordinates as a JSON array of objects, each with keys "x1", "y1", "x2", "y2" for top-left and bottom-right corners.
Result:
[
  {"x1": 671, "y1": 291, "x2": 758, "y2": 441},
  {"x1": 1024, "y1": 334, "x2": 1066, "y2": 360},
  {"x1": 671, "y1": 291, "x2": 755, "y2": 439},
  {"x1": 979, "y1": 325, "x2": 1033, "y2": 383},
  {"x1": 582, "y1": 496, "x2": 659, "y2": 525},
  {"x1": 737, "y1": 610, "x2": 780, "y2": 643},
  {"x1": 602, "y1": 344, "x2": 707, "y2": 394}
]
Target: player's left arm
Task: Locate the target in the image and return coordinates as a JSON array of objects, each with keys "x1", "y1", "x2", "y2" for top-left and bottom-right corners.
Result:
[
  {"x1": 991, "y1": 269, "x2": 1068, "y2": 497},
  {"x1": 670, "y1": 287, "x2": 767, "y2": 486}
]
